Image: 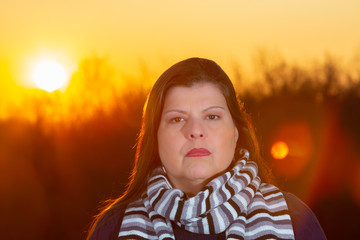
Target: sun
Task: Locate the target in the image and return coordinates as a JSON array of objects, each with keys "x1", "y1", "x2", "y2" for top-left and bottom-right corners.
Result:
[{"x1": 32, "y1": 59, "x2": 69, "y2": 92}]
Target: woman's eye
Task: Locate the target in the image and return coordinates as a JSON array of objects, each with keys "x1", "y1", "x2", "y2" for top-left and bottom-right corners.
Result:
[
  {"x1": 170, "y1": 117, "x2": 184, "y2": 123},
  {"x1": 207, "y1": 115, "x2": 219, "y2": 120}
]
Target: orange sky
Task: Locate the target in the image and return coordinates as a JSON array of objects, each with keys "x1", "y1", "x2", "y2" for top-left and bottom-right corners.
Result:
[
  {"x1": 2, "y1": 1, "x2": 360, "y2": 73},
  {"x1": 1, "y1": 0, "x2": 360, "y2": 109}
]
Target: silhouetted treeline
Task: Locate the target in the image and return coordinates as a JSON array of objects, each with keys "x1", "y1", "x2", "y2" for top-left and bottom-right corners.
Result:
[{"x1": 0, "y1": 55, "x2": 359, "y2": 239}]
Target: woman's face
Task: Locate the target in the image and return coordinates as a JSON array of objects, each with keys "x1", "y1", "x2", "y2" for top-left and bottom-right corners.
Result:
[{"x1": 157, "y1": 82, "x2": 239, "y2": 195}]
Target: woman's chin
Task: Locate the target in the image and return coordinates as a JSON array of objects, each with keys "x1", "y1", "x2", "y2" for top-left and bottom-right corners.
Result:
[{"x1": 187, "y1": 163, "x2": 214, "y2": 181}]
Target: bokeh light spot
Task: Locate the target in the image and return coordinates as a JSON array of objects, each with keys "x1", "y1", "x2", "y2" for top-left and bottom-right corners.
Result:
[
  {"x1": 271, "y1": 141, "x2": 289, "y2": 160},
  {"x1": 268, "y1": 120, "x2": 314, "y2": 179}
]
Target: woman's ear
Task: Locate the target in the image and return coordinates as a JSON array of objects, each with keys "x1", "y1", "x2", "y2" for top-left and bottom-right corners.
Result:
[{"x1": 234, "y1": 127, "x2": 239, "y2": 143}]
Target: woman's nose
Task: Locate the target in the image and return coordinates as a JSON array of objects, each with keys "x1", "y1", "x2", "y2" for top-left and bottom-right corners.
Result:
[
  {"x1": 185, "y1": 119, "x2": 205, "y2": 139},
  {"x1": 190, "y1": 132, "x2": 204, "y2": 138}
]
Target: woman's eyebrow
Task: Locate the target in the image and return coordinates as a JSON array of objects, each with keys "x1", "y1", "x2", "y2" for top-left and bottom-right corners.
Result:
[
  {"x1": 202, "y1": 106, "x2": 225, "y2": 112},
  {"x1": 163, "y1": 109, "x2": 187, "y2": 114},
  {"x1": 163, "y1": 106, "x2": 225, "y2": 114}
]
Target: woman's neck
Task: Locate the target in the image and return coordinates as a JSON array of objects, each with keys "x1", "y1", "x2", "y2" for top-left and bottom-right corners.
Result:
[{"x1": 169, "y1": 177, "x2": 209, "y2": 197}]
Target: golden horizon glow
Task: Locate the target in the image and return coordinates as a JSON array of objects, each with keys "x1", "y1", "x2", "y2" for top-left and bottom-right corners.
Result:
[
  {"x1": 271, "y1": 141, "x2": 289, "y2": 160},
  {"x1": 1, "y1": 0, "x2": 359, "y2": 122}
]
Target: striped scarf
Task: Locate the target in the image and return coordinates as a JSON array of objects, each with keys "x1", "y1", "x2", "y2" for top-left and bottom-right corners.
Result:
[{"x1": 119, "y1": 150, "x2": 294, "y2": 240}]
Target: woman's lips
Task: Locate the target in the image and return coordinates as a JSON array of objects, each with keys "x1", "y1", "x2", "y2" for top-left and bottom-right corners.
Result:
[{"x1": 186, "y1": 148, "x2": 211, "y2": 157}]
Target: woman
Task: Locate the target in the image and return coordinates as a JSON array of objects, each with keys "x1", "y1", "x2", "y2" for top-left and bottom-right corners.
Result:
[{"x1": 88, "y1": 58, "x2": 326, "y2": 239}]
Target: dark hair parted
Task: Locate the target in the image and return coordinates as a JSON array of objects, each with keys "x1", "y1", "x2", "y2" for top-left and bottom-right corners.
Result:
[{"x1": 87, "y1": 57, "x2": 271, "y2": 239}]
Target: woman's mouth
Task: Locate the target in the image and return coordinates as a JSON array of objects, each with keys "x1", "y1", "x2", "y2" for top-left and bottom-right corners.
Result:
[{"x1": 186, "y1": 148, "x2": 211, "y2": 157}]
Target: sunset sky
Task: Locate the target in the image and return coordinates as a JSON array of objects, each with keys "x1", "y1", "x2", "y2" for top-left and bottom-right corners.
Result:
[{"x1": 1, "y1": 0, "x2": 360, "y2": 95}]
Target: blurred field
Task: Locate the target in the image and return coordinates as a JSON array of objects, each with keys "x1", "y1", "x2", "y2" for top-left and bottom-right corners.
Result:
[{"x1": 0, "y1": 55, "x2": 359, "y2": 239}]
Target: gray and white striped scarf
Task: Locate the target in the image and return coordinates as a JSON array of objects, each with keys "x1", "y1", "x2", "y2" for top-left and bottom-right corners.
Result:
[{"x1": 119, "y1": 150, "x2": 295, "y2": 239}]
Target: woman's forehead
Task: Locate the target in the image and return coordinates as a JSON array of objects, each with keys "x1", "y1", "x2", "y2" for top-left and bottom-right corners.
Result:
[{"x1": 163, "y1": 82, "x2": 227, "y2": 110}]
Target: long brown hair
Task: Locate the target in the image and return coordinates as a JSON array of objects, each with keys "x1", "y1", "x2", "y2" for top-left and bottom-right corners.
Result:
[{"x1": 87, "y1": 57, "x2": 271, "y2": 238}]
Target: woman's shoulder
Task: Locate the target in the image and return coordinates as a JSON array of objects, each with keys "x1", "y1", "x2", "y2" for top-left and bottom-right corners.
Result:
[
  {"x1": 282, "y1": 191, "x2": 327, "y2": 240},
  {"x1": 88, "y1": 206, "x2": 125, "y2": 240}
]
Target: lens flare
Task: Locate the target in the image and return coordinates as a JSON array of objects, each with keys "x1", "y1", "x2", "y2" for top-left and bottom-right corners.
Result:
[{"x1": 271, "y1": 141, "x2": 289, "y2": 160}]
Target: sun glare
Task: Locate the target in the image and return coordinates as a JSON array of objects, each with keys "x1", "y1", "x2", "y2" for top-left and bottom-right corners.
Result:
[{"x1": 32, "y1": 59, "x2": 69, "y2": 92}]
